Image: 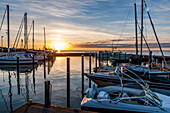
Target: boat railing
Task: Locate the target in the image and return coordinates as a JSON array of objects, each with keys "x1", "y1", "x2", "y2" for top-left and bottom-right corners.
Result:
[
  {"x1": 122, "y1": 66, "x2": 146, "y2": 86},
  {"x1": 120, "y1": 67, "x2": 163, "y2": 110}
]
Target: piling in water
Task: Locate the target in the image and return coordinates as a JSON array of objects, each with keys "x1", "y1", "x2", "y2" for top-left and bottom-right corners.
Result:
[
  {"x1": 99, "y1": 53, "x2": 101, "y2": 67},
  {"x1": 107, "y1": 52, "x2": 109, "y2": 66},
  {"x1": 89, "y1": 54, "x2": 91, "y2": 88},
  {"x1": 44, "y1": 55, "x2": 46, "y2": 79},
  {"x1": 95, "y1": 53, "x2": 97, "y2": 73},
  {"x1": 45, "y1": 80, "x2": 51, "y2": 107},
  {"x1": 67, "y1": 57, "x2": 70, "y2": 108},
  {"x1": 17, "y1": 57, "x2": 20, "y2": 95},
  {"x1": 81, "y1": 55, "x2": 84, "y2": 99}
]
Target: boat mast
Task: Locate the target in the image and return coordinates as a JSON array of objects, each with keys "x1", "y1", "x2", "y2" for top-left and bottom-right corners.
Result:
[
  {"x1": 144, "y1": 1, "x2": 168, "y2": 68},
  {"x1": 7, "y1": 5, "x2": 10, "y2": 55},
  {"x1": 44, "y1": 27, "x2": 46, "y2": 50},
  {"x1": 134, "y1": 3, "x2": 138, "y2": 59},
  {"x1": 140, "y1": 0, "x2": 144, "y2": 64},
  {"x1": 32, "y1": 20, "x2": 34, "y2": 50},
  {"x1": 24, "y1": 12, "x2": 27, "y2": 49}
]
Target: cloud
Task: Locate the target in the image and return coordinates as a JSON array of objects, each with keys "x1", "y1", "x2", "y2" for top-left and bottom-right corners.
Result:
[{"x1": 0, "y1": 0, "x2": 170, "y2": 50}]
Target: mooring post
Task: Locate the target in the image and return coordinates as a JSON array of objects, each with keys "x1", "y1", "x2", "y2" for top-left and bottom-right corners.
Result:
[
  {"x1": 149, "y1": 51, "x2": 152, "y2": 70},
  {"x1": 33, "y1": 55, "x2": 35, "y2": 75},
  {"x1": 32, "y1": 55, "x2": 35, "y2": 93},
  {"x1": 89, "y1": 54, "x2": 91, "y2": 88},
  {"x1": 67, "y1": 57, "x2": 70, "y2": 108},
  {"x1": 102, "y1": 52, "x2": 104, "y2": 63},
  {"x1": 95, "y1": 53, "x2": 97, "y2": 73},
  {"x1": 81, "y1": 55, "x2": 84, "y2": 99},
  {"x1": 125, "y1": 53, "x2": 126, "y2": 60},
  {"x1": 17, "y1": 57, "x2": 20, "y2": 94},
  {"x1": 45, "y1": 80, "x2": 51, "y2": 107},
  {"x1": 107, "y1": 52, "x2": 109, "y2": 66},
  {"x1": 44, "y1": 55, "x2": 46, "y2": 79},
  {"x1": 99, "y1": 52, "x2": 101, "y2": 67}
]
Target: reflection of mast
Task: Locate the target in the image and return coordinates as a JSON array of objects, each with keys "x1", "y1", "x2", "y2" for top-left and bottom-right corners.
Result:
[
  {"x1": 47, "y1": 57, "x2": 56, "y2": 74},
  {"x1": 25, "y1": 73, "x2": 29, "y2": 102},
  {"x1": 32, "y1": 62, "x2": 36, "y2": 94},
  {"x1": 8, "y1": 72, "x2": 13, "y2": 112},
  {"x1": 3, "y1": 72, "x2": 5, "y2": 82}
]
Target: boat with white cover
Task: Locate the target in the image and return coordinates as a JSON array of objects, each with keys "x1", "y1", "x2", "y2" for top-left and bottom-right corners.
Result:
[
  {"x1": 81, "y1": 67, "x2": 170, "y2": 112},
  {"x1": 0, "y1": 54, "x2": 38, "y2": 64}
]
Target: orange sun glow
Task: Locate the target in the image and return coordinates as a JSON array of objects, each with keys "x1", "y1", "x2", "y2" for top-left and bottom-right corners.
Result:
[{"x1": 54, "y1": 42, "x2": 66, "y2": 52}]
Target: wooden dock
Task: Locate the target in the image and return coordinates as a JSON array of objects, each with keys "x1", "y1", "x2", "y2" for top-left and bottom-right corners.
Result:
[
  {"x1": 12, "y1": 100, "x2": 96, "y2": 113},
  {"x1": 54, "y1": 52, "x2": 95, "y2": 56}
]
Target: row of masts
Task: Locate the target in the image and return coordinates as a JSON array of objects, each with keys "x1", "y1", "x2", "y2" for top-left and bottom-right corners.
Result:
[{"x1": 0, "y1": 5, "x2": 47, "y2": 53}]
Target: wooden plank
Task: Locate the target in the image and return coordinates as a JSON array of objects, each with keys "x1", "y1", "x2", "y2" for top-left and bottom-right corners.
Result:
[{"x1": 12, "y1": 101, "x2": 96, "y2": 113}]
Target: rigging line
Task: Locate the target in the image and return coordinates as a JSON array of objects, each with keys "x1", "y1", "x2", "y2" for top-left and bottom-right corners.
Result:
[
  {"x1": 25, "y1": 22, "x2": 33, "y2": 48},
  {"x1": 144, "y1": 0, "x2": 168, "y2": 68},
  {"x1": 0, "y1": 8, "x2": 7, "y2": 31},
  {"x1": 13, "y1": 17, "x2": 24, "y2": 48},
  {"x1": 137, "y1": 23, "x2": 150, "y2": 52},
  {"x1": 16, "y1": 22, "x2": 23, "y2": 48},
  {"x1": 113, "y1": 0, "x2": 134, "y2": 41},
  {"x1": 116, "y1": 0, "x2": 134, "y2": 48},
  {"x1": 137, "y1": 22, "x2": 156, "y2": 63}
]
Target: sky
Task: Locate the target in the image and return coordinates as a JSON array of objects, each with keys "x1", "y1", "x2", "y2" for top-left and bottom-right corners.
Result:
[{"x1": 0, "y1": 0, "x2": 170, "y2": 51}]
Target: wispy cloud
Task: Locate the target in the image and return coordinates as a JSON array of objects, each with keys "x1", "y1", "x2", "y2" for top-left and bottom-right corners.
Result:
[{"x1": 0, "y1": 0, "x2": 170, "y2": 49}]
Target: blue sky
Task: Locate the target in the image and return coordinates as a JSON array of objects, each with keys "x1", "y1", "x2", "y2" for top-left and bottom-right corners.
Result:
[{"x1": 0, "y1": 0, "x2": 170, "y2": 50}]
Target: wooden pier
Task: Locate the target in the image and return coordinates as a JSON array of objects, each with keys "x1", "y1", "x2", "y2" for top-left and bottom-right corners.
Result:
[
  {"x1": 12, "y1": 100, "x2": 96, "y2": 113},
  {"x1": 53, "y1": 52, "x2": 94, "y2": 56}
]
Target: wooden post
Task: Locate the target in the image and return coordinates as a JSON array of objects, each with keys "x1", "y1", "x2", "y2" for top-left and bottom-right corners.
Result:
[
  {"x1": 102, "y1": 52, "x2": 104, "y2": 63},
  {"x1": 99, "y1": 53, "x2": 101, "y2": 67},
  {"x1": 125, "y1": 53, "x2": 126, "y2": 60},
  {"x1": 149, "y1": 51, "x2": 152, "y2": 70},
  {"x1": 45, "y1": 80, "x2": 51, "y2": 107},
  {"x1": 67, "y1": 57, "x2": 70, "y2": 108},
  {"x1": 107, "y1": 52, "x2": 109, "y2": 66},
  {"x1": 32, "y1": 55, "x2": 35, "y2": 93},
  {"x1": 33, "y1": 55, "x2": 35, "y2": 74},
  {"x1": 89, "y1": 54, "x2": 91, "y2": 88},
  {"x1": 17, "y1": 57, "x2": 20, "y2": 94},
  {"x1": 95, "y1": 53, "x2": 97, "y2": 73},
  {"x1": 81, "y1": 55, "x2": 84, "y2": 99},
  {"x1": 44, "y1": 55, "x2": 46, "y2": 79}
]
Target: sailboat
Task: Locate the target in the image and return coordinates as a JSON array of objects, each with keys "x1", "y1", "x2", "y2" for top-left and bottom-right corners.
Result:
[
  {"x1": 0, "y1": 5, "x2": 38, "y2": 64},
  {"x1": 125, "y1": 0, "x2": 170, "y2": 83}
]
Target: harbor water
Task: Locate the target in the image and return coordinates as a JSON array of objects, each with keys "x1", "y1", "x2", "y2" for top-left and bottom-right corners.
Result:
[
  {"x1": 0, "y1": 56, "x2": 95, "y2": 113},
  {"x1": 0, "y1": 51, "x2": 170, "y2": 113}
]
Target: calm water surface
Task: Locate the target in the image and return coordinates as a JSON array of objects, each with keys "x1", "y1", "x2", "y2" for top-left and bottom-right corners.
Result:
[
  {"x1": 0, "y1": 56, "x2": 95, "y2": 113},
  {"x1": 0, "y1": 52, "x2": 170, "y2": 113}
]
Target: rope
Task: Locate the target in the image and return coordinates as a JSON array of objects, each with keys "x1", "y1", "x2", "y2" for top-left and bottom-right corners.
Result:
[
  {"x1": 0, "y1": 8, "x2": 6, "y2": 31},
  {"x1": 116, "y1": 0, "x2": 134, "y2": 48}
]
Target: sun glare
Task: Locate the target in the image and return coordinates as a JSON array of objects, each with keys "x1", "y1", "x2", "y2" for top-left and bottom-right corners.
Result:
[{"x1": 54, "y1": 42, "x2": 66, "y2": 52}]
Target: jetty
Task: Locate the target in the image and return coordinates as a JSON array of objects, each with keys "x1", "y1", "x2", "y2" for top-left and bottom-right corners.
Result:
[{"x1": 12, "y1": 100, "x2": 96, "y2": 113}]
